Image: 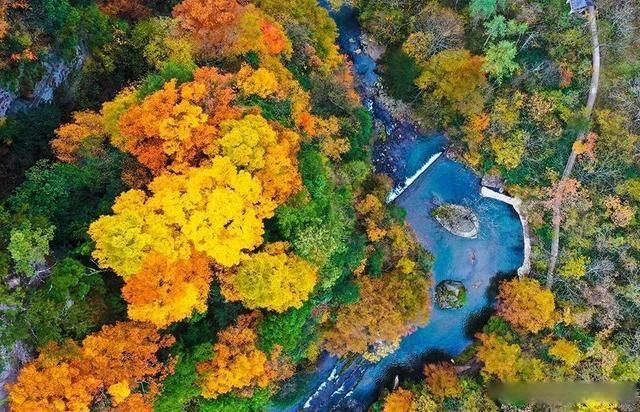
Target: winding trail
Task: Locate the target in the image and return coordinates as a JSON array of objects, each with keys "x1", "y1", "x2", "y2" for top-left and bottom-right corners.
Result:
[{"x1": 547, "y1": 6, "x2": 600, "y2": 287}]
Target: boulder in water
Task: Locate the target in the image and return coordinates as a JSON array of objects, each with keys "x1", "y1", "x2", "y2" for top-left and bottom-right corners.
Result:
[
  {"x1": 432, "y1": 204, "x2": 479, "y2": 239},
  {"x1": 435, "y1": 280, "x2": 467, "y2": 309}
]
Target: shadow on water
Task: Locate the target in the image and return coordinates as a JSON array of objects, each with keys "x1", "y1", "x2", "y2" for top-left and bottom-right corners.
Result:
[
  {"x1": 382, "y1": 349, "x2": 454, "y2": 387},
  {"x1": 486, "y1": 271, "x2": 517, "y2": 301},
  {"x1": 364, "y1": 349, "x2": 455, "y2": 408},
  {"x1": 464, "y1": 307, "x2": 495, "y2": 339},
  {"x1": 464, "y1": 271, "x2": 517, "y2": 338}
]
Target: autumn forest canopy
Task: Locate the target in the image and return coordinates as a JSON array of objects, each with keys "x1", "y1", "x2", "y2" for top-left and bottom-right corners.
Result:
[{"x1": 0, "y1": 0, "x2": 639, "y2": 411}]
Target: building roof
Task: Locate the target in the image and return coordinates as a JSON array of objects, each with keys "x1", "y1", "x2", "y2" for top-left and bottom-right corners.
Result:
[{"x1": 568, "y1": 0, "x2": 595, "y2": 13}]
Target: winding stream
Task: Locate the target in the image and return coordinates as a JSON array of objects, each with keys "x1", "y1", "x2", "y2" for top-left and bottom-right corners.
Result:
[{"x1": 275, "y1": 4, "x2": 525, "y2": 411}]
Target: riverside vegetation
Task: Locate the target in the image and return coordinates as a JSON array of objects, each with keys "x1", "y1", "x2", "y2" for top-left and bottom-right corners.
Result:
[{"x1": 354, "y1": 0, "x2": 640, "y2": 411}]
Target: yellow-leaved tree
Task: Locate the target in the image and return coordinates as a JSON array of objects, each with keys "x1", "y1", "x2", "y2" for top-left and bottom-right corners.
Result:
[
  {"x1": 218, "y1": 243, "x2": 317, "y2": 312},
  {"x1": 89, "y1": 156, "x2": 272, "y2": 276},
  {"x1": 217, "y1": 114, "x2": 279, "y2": 172},
  {"x1": 548, "y1": 338, "x2": 583, "y2": 367},
  {"x1": 236, "y1": 66, "x2": 279, "y2": 98},
  {"x1": 88, "y1": 189, "x2": 191, "y2": 277},
  {"x1": 216, "y1": 113, "x2": 303, "y2": 206},
  {"x1": 496, "y1": 278, "x2": 556, "y2": 333},
  {"x1": 475, "y1": 333, "x2": 521, "y2": 382}
]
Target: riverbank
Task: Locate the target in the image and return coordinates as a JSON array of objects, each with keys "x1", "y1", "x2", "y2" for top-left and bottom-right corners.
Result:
[
  {"x1": 352, "y1": 26, "x2": 525, "y2": 266},
  {"x1": 357, "y1": 31, "x2": 430, "y2": 130}
]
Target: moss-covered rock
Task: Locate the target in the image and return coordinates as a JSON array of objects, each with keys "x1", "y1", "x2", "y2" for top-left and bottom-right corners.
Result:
[{"x1": 435, "y1": 280, "x2": 466, "y2": 309}]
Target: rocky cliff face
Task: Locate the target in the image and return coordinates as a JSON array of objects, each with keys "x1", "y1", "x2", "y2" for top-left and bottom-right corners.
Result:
[
  {"x1": 0, "y1": 45, "x2": 87, "y2": 412},
  {"x1": 0, "y1": 89, "x2": 15, "y2": 117},
  {"x1": 0, "y1": 341, "x2": 32, "y2": 411},
  {"x1": 0, "y1": 45, "x2": 87, "y2": 117}
]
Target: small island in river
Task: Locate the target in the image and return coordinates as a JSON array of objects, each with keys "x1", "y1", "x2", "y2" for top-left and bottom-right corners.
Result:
[
  {"x1": 435, "y1": 280, "x2": 467, "y2": 309},
  {"x1": 432, "y1": 204, "x2": 480, "y2": 239}
]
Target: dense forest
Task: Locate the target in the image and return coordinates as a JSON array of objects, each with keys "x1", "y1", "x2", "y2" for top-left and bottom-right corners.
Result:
[{"x1": 0, "y1": 0, "x2": 638, "y2": 411}]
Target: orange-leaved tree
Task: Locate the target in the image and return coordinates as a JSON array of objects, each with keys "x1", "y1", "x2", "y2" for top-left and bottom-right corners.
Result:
[
  {"x1": 122, "y1": 251, "x2": 213, "y2": 328},
  {"x1": 116, "y1": 70, "x2": 238, "y2": 174},
  {"x1": 55, "y1": 68, "x2": 304, "y2": 200},
  {"x1": 7, "y1": 340, "x2": 98, "y2": 412},
  {"x1": 382, "y1": 387, "x2": 415, "y2": 412},
  {"x1": 251, "y1": 0, "x2": 343, "y2": 69},
  {"x1": 52, "y1": 110, "x2": 107, "y2": 163},
  {"x1": 52, "y1": 68, "x2": 240, "y2": 174},
  {"x1": 7, "y1": 322, "x2": 174, "y2": 411},
  {"x1": 117, "y1": 79, "x2": 211, "y2": 174},
  {"x1": 79, "y1": 62, "x2": 304, "y2": 325},
  {"x1": 172, "y1": 0, "x2": 244, "y2": 56},
  {"x1": 196, "y1": 313, "x2": 292, "y2": 399},
  {"x1": 323, "y1": 271, "x2": 429, "y2": 356},
  {"x1": 173, "y1": 0, "x2": 291, "y2": 59},
  {"x1": 423, "y1": 362, "x2": 462, "y2": 398}
]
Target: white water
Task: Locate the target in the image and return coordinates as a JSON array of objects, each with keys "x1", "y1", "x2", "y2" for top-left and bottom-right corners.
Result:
[
  {"x1": 302, "y1": 365, "x2": 340, "y2": 409},
  {"x1": 386, "y1": 152, "x2": 443, "y2": 203}
]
